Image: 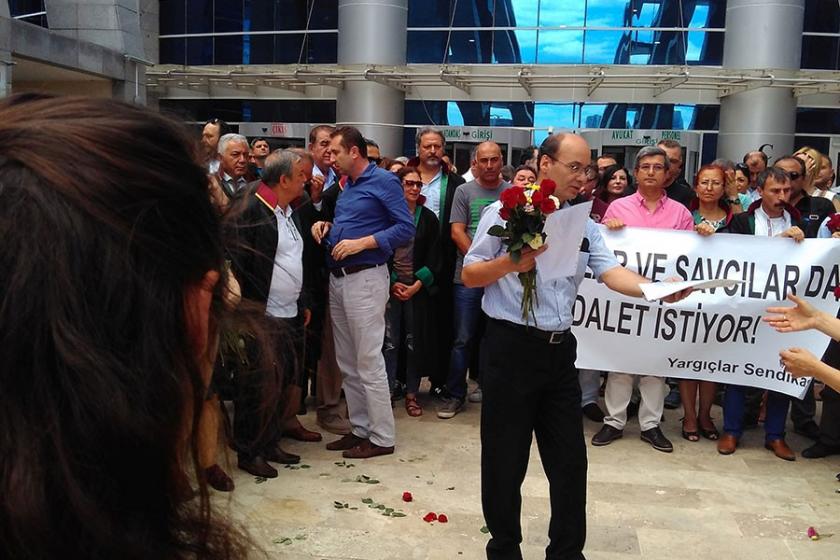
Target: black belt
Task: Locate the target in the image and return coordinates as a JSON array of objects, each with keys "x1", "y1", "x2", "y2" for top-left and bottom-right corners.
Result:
[
  {"x1": 330, "y1": 262, "x2": 382, "y2": 278},
  {"x1": 491, "y1": 318, "x2": 571, "y2": 345}
]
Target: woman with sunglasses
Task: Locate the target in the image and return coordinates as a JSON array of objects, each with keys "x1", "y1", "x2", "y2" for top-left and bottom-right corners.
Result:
[{"x1": 383, "y1": 166, "x2": 442, "y2": 417}]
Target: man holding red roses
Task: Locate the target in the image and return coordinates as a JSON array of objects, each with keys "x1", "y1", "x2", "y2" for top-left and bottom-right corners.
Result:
[{"x1": 462, "y1": 133, "x2": 691, "y2": 560}]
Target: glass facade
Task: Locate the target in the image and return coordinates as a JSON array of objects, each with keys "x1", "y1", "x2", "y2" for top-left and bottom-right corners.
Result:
[{"x1": 159, "y1": 0, "x2": 727, "y2": 66}]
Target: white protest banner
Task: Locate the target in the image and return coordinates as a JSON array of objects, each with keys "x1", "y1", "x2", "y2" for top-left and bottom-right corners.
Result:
[{"x1": 572, "y1": 227, "x2": 840, "y2": 399}]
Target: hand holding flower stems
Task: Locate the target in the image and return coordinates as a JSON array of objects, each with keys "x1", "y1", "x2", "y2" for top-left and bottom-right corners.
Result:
[{"x1": 489, "y1": 179, "x2": 561, "y2": 324}]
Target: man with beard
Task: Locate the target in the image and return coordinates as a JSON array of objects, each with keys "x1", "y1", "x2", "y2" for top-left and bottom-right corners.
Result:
[{"x1": 408, "y1": 127, "x2": 465, "y2": 398}]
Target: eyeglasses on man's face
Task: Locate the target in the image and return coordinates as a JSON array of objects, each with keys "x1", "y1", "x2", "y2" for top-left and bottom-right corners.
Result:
[
  {"x1": 638, "y1": 163, "x2": 666, "y2": 173},
  {"x1": 544, "y1": 153, "x2": 586, "y2": 175}
]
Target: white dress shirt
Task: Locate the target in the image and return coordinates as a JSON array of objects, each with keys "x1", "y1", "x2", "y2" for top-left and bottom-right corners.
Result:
[{"x1": 265, "y1": 204, "x2": 304, "y2": 319}]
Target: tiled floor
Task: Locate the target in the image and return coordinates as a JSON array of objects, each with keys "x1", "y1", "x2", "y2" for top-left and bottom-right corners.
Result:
[{"x1": 215, "y1": 390, "x2": 840, "y2": 559}]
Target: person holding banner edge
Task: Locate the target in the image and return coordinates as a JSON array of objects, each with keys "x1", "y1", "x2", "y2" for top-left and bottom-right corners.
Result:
[
  {"x1": 594, "y1": 145, "x2": 695, "y2": 454},
  {"x1": 720, "y1": 167, "x2": 804, "y2": 461},
  {"x1": 462, "y1": 133, "x2": 692, "y2": 560}
]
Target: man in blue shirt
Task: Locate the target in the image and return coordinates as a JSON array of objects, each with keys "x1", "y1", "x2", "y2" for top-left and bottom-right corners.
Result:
[
  {"x1": 463, "y1": 133, "x2": 691, "y2": 560},
  {"x1": 311, "y1": 126, "x2": 414, "y2": 459}
]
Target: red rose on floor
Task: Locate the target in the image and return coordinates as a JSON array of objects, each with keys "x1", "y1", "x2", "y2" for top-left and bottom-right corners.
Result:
[
  {"x1": 828, "y1": 213, "x2": 840, "y2": 233},
  {"x1": 834, "y1": 285, "x2": 840, "y2": 299},
  {"x1": 437, "y1": 514, "x2": 448, "y2": 523},
  {"x1": 402, "y1": 492, "x2": 413, "y2": 502},
  {"x1": 539, "y1": 179, "x2": 556, "y2": 197},
  {"x1": 423, "y1": 512, "x2": 438, "y2": 523}
]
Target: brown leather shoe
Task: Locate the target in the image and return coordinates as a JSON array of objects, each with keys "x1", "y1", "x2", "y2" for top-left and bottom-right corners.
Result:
[
  {"x1": 237, "y1": 455, "x2": 278, "y2": 478},
  {"x1": 264, "y1": 445, "x2": 301, "y2": 465},
  {"x1": 326, "y1": 433, "x2": 367, "y2": 451},
  {"x1": 284, "y1": 424, "x2": 323, "y2": 442},
  {"x1": 342, "y1": 440, "x2": 395, "y2": 459},
  {"x1": 204, "y1": 464, "x2": 235, "y2": 492},
  {"x1": 717, "y1": 433, "x2": 738, "y2": 455},
  {"x1": 765, "y1": 438, "x2": 796, "y2": 461}
]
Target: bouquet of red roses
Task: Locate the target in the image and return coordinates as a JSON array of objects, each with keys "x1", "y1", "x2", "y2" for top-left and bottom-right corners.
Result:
[{"x1": 488, "y1": 179, "x2": 561, "y2": 324}]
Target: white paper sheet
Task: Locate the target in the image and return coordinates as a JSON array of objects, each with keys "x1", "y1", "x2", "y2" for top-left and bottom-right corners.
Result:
[
  {"x1": 535, "y1": 201, "x2": 592, "y2": 281},
  {"x1": 640, "y1": 278, "x2": 746, "y2": 302}
]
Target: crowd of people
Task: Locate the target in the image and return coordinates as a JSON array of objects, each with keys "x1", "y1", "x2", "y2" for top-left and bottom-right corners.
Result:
[{"x1": 4, "y1": 93, "x2": 840, "y2": 559}]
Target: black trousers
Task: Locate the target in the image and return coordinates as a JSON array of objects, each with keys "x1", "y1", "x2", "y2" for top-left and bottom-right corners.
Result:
[
  {"x1": 481, "y1": 320, "x2": 586, "y2": 560},
  {"x1": 817, "y1": 339, "x2": 840, "y2": 447},
  {"x1": 233, "y1": 315, "x2": 302, "y2": 459}
]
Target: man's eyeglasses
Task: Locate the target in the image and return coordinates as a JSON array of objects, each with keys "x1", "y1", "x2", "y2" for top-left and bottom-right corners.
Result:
[
  {"x1": 544, "y1": 153, "x2": 586, "y2": 175},
  {"x1": 403, "y1": 180, "x2": 422, "y2": 189},
  {"x1": 638, "y1": 164, "x2": 666, "y2": 173}
]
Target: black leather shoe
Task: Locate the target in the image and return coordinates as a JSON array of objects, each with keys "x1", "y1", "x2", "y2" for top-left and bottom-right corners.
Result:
[
  {"x1": 264, "y1": 446, "x2": 301, "y2": 465},
  {"x1": 794, "y1": 421, "x2": 821, "y2": 441},
  {"x1": 237, "y1": 455, "x2": 278, "y2": 478},
  {"x1": 802, "y1": 441, "x2": 840, "y2": 459},
  {"x1": 640, "y1": 426, "x2": 674, "y2": 453},
  {"x1": 591, "y1": 424, "x2": 623, "y2": 446},
  {"x1": 582, "y1": 402, "x2": 605, "y2": 423}
]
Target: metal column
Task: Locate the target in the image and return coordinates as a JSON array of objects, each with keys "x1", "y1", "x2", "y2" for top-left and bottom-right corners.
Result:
[
  {"x1": 717, "y1": 0, "x2": 805, "y2": 162},
  {"x1": 336, "y1": 0, "x2": 407, "y2": 157}
]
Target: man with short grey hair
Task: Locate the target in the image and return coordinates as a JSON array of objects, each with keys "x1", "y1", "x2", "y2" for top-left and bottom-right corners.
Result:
[
  {"x1": 218, "y1": 133, "x2": 250, "y2": 198},
  {"x1": 229, "y1": 149, "x2": 319, "y2": 478},
  {"x1": 594, "y1": 145, "x2": 693, "y2": 453}
]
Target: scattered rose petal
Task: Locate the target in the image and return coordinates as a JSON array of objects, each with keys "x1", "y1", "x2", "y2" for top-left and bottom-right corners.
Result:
[
  {"x1": 402, "y1": 491, "x2": 413, "y2": 502},
  {"x1": 438, "y1": 514, "x2": 448, "y2": 523},
  {"x1": 808, "y1": 526, "x2": 820, "y2": 541},
  {"x1": 423, "y1": 512, "x2": 438, "y2": 523}
]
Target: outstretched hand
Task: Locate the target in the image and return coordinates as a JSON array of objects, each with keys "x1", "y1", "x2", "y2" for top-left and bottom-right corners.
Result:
[{"x1": 764, "y1": 294, "x2": 819, "y2": 333}]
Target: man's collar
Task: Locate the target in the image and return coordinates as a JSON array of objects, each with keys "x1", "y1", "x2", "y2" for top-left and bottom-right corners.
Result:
[
  {"x1": 632, "y1": 190, "x2": 667, "y2": 207},
  {"x1": 255, "y1": 182, "x2": 279, "y2": 211},
  {"x1": 348, "y1": 162, "x2": 377, "y2": 186}
]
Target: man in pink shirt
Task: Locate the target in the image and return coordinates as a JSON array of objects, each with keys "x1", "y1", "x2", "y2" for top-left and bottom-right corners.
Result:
[{"x1": 592, "y1": 146, "x2": 693, "y2": 453}]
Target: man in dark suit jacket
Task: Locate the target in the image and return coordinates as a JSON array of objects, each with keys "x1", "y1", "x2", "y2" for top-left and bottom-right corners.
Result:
[
  {"x1": 408, "y1": 127, "x2": 466, "y2": 395},
  {"x1": 229, "y1": 149, "x2": 320, "y2": 478},
  {"x1": 722, "y1": 168, "x2": 804, "y2": 462}
]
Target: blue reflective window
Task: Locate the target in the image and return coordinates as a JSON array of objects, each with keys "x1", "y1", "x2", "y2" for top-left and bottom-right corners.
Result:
[
  {"x1": 803, "y1": 0, "x2": 839, "y2": 33},
  {"x1": 187, "y1": 37, "x2": 213, "y2": 65},
  {"x1": 583, "y1": 31, "x2": 627, "y2": 64},
  {"x1": 538, "y1": 1, "x2": 585, "y2": 27},
  {"x1": 495, "y1": 30, "x2": 533, "y2": 63},
  {"x1": 534, "y1": 104, "x2": 576, "y2": 130},
  {"x1": 537, "y1": 31, "x2": 584, "y2": 63},
  {"x1": 581, "y1": 104, "x2": 607, "y2": 128},
  {"x1": 160, "y1": 38, "x2": 186, "y2": 65},
  {"x1": 506, "y1": 0, "x2": 539, "y2": 28},
  {"x1": 186, "y1": 0, "x2": 213, "y2": 34},
  {"x1": 159, "y1": 0, "x2": 186, "y2": 35},
  {"x1": 802, "y1": 36, "x2": 840, "y2": 70}
]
